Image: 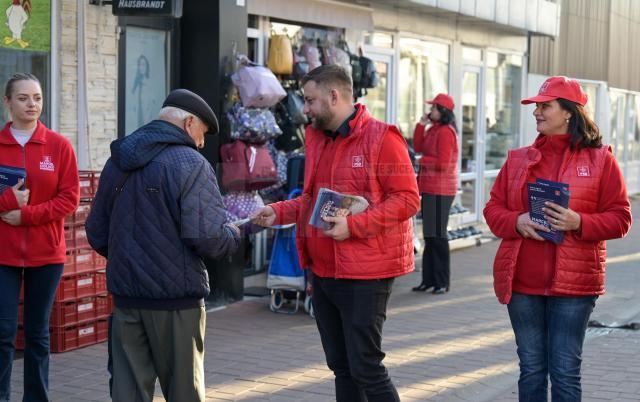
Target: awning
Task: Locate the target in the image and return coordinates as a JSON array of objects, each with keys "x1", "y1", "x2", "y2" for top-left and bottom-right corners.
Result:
[{"x1": 247, "y1": 0, "x2": 374, "y2": 31}]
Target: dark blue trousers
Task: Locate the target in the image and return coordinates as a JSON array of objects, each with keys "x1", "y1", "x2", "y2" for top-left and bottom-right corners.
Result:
[{"x1": 0, "y1": 264, "x2": 63, "y2": 402}]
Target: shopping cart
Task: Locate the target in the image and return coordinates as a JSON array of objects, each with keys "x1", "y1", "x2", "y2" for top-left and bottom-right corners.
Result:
[{"x1": 266, "y1": 189, "x2": 313, "y2": 317}]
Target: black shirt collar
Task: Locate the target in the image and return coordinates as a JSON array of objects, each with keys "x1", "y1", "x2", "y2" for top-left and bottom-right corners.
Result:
[{"x1": 324, "y1": 109, "x2": 357, "y2": 140}]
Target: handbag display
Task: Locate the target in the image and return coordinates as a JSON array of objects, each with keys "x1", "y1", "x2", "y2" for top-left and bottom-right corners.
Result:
[
  {"x1": 231, "y1": 61, "x2": 286, "y2": 108},
  {"x1": 227, "y1": 103, "x2": 282, "y2": 143},
  {"x1": 267, "y1": 35, "x2": 294, "y2": 75},
  {"x1": 220, "y1": 140, "x2": 279, "y2": 191}
]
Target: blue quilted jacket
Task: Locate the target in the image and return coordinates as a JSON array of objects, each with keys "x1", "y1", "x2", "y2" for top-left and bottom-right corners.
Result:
[{"x1": 86, "y1": 120, "x2": 240, "y2": 310}]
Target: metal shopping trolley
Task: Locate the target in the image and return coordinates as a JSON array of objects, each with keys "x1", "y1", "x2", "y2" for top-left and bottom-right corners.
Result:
[{"x1": 266, "y1": 189, "x2": 313, "y2": 317}]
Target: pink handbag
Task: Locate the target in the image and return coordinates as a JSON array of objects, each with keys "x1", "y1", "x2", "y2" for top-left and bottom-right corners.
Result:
[
  {"x1": 231, "y1": 63, "x2": 286, "y2": 108},
  {"x1": 220, "y1": 141, "x2": 279, "y2": 191}
]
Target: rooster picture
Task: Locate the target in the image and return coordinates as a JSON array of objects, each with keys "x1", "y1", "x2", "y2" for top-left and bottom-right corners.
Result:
[{"x1": 5, "y1": 0, "x2": 31, "y2": 48}]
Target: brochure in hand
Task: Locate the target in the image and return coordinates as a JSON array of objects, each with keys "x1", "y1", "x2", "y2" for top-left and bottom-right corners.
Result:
[
  {"x1": 0, "y1": 165, "x2": 26, "y2": 193},
  {"x1": 527, "y1": 178, "x2": 570, "y2": 244},
  {"x1": 309, "y1": 188, "x2": 369, "y2": 230}
]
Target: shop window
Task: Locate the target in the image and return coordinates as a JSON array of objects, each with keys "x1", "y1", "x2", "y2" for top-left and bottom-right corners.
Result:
[
  {"x1": 484, "y1": 52, "x2": 522, "y2": 171},
  {"x1": 0, "y1": 0, "x2": 51, "y2": 127},
  {"x1": 364, "y1": 32, "x2": 393, "y2": 48},
  {"x1": 609, "y1": 91, "x2": 626, "y2": 160},
  {"x1": 123, "y1": 27, "x2": 169, "y2": 136},
  {"x1": 462, "y1": 46, "x2": 482, "y2": 62},
  {"x1": 631, "y1": 96, "x2": 640, "y2": 162},
  {"x1": 398, "y1": 38, "x2": 449, "y2": 139},
  {"x1": 580, "y1": 83, "x2": 598, "y2": 119},
  {"x1": 359, "y1": 60, "x2": 388, "y2": 122}
]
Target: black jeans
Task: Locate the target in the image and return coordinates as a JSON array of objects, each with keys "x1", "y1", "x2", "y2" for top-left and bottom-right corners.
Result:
[
  {"x1": 312, "y1": 276, "x2": 400, "y2": 402},
  {"x1": 421, "y1": 194, "x2": 454, "y2": 288}
]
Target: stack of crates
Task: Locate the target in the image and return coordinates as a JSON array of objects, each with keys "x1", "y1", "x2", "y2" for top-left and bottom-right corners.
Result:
[{"x1": 15, "y1": 170, "x2": 112, "y2": 353}]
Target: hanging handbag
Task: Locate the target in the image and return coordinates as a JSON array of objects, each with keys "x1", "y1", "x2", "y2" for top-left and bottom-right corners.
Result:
[
  {"x1": 220, "y1": 141, "x2": 279, "y2": 191},
  {"x1": 267, "y1": 34, "x2": 294, "y2": 75},
  {"x1": 231, "y1": 60, "x2": 287, "y2": 108},
  {"x1": 227, "y1": 103, "x2": 282, "y2": 143}
]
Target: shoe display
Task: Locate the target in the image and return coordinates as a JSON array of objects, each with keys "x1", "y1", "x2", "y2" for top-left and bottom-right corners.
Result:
[{"x1": 432, "y1": 287, "x2": 449, "y2": 295}]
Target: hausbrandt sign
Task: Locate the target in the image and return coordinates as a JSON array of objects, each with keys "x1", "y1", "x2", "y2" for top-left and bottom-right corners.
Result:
[{"x1": 112, "y1": 0, "x2": 183, "y2": 17}]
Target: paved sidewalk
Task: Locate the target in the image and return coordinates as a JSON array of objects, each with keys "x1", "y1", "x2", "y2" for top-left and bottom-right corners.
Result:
[{"x1": 8, "y1": 199, "x2": 640, "y2": 401}]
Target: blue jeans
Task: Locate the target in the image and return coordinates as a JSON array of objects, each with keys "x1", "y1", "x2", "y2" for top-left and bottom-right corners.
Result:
[
  {"x1": 507, "y1": 292, "x2": 597, "y2": 402},
  {"x1": 0, "y1": 264, "x2": 64, "y2": 402},
  {"x1": 312, "y1": 276, "x2": 400, "y2": 402}
]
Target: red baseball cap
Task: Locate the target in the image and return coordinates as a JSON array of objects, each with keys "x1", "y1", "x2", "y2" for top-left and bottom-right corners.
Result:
[
  {"x1": 426, "y1": 93, "x2": 454, "y2": 111},
  {"x1": 521, "y1": 76, "x2": 588, "y2": 106}
]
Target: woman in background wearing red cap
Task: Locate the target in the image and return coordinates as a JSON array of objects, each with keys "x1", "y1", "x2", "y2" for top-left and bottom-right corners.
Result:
[
  {"x1": 412, "y1": 93, "x2": 459, "y2": 294},
  {"x1": 484, "y1": 76, "x2": 632, "y2": 401}
]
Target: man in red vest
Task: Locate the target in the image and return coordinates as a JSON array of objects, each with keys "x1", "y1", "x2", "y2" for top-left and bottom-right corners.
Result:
[{"x1": 253, "y1": 65, "x2": 420, "y2": 402}]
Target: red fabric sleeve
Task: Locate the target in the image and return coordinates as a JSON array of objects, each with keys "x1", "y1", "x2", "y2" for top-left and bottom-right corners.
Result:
[
  {"x1": 483, "y1": 157, "x2": 522, "y2": 239},
  {"x1": 0, "y1": 187, "x2": 19, "y2": 213},
  {"x1": 412, "y1": 122, "x2": 426, "y2": 151},
  {"x1": 21, "y1": 140, "x2": 80, "y2": 226},
  {"x1": 575, "y1": 153, "x2": 632, "y2": 241},
  {"x1": 347, "y1": 128, "x2": 420, "y2": 238},
  {"x1": 270, "y1": 191, "x2": 312, "y2": 226}
]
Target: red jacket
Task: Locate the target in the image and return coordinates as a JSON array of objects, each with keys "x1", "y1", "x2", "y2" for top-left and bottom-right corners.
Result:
[
  {"x1": 413, "y1": 122, "x2": 458, "y2": 196},
  {"x1": 271, "y1": 105, "x2": 420, "y2": 279},
  {"x1": 484, "y1": 137, "x2": 632, "y2": 304},
  {"x1": 0, "y1": 121, "x2": 80, "y2": 267}
]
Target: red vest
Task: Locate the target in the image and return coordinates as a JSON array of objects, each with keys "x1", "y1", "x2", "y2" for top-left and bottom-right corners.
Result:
[
  {"x1": 293, "y1": 105, "x2": 416, "y2": 279},
  {"x1": 414, "y1": 123, "x2": 458, "y2": 196},
  {"x1": 492, "y1": 144, "x2": 613, "y2": 304}
]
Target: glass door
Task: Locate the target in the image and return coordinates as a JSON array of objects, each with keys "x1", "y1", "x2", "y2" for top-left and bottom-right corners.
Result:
[
  {"x1": 459, "y1": 66, "x2": 485, "y2": 222},
  {"x1": 359, "y1": 50, "x2": 393, "y2": 123}
]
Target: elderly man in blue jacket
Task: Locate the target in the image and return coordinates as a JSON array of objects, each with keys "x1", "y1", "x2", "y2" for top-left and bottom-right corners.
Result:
[{"x1": 86, "y1": 89, "x2": 240, "y2": 402}]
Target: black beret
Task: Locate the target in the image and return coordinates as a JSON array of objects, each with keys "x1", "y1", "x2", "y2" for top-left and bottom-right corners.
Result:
[{"x1": 162, "y1": 89, "x2": 219, "y2": 135}]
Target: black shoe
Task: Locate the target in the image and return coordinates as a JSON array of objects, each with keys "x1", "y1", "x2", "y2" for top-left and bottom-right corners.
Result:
[
  {"x1": 432, "y1": 287, "x2": 449, "y2": 295},
  {"x1": 412, "y1": 283, "x2": 433, "y2": 292}
]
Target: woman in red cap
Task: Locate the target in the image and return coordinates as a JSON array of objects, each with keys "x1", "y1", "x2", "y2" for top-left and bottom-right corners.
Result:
[
  {"x1": 484, "y1": 76, "x2": 632, "y2": 401},
  {"x1": 412, "y1": 93, "x2": 459, "y2": 294}
]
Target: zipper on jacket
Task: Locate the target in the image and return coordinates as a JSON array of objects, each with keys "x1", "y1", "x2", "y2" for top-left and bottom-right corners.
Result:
[
  {"x1": 330, "y1": 138, "x2": 347, "y2": 279},
  {"x1": 20, "y1": 145, "x2": 27, "y2": 267}
]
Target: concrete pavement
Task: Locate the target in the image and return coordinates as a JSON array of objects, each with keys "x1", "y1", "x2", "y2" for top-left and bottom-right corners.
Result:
[{"x1": 8, "y1": 198, "x2": 640, "y2": 401}]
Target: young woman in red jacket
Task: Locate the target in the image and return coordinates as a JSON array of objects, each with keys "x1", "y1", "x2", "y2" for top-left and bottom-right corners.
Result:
[
  {"x1": 484, "y1": 76, "x2": 632, "y2": 401},
  {"x1": 411, "y1": 93, "x2": 459, "y2": 294},
  {"x1": 0, "y1": 73, "x2": 80, "y2": 401}
]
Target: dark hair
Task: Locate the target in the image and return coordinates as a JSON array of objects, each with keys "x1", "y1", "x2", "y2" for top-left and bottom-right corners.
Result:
[
  {"x1": 556, "y1": 98, "x2": 602, "y2": 150},
  {"x1": 4, "y1": 73, "x2": 41, "y2": 99},
  {"x1": 301, "y1": 65, "x2": 353, "y2": 98},
  {"x1": 436, "y1": 104, "x2": 457, "y2": 131}
]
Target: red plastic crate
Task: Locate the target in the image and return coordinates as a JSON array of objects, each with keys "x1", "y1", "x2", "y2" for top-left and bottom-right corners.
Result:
[
  {"x1": 19, "y1": 270, "x2": 106, "y2": 302},
  {"x1": 17, "y1": 294, "x2": 111, "y2": 327},
  {"x1": 55, "y1": 271, "x2": 107, "y2": 302},
  {"x1": 93, "y1": 251, "x2": 107, "y2": 270},
  {"x1": 15, "y1": 319, "x2": 109, "y2": 353},
  {"x1": 64, "y1": 202, "x2": 92, "y2": 226},
  {"x1": 78, "y1": 171, "x2": 100, "y2": 199},
  {"x1": 50, "y1": 294, "x2": 111, "y2": 327},
  {"x1": 64, "y1": 249, "x2": 95, "y2": 274},
  {"x1": 64, "y1": 225, "x2": 90, "y2": 251}
]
